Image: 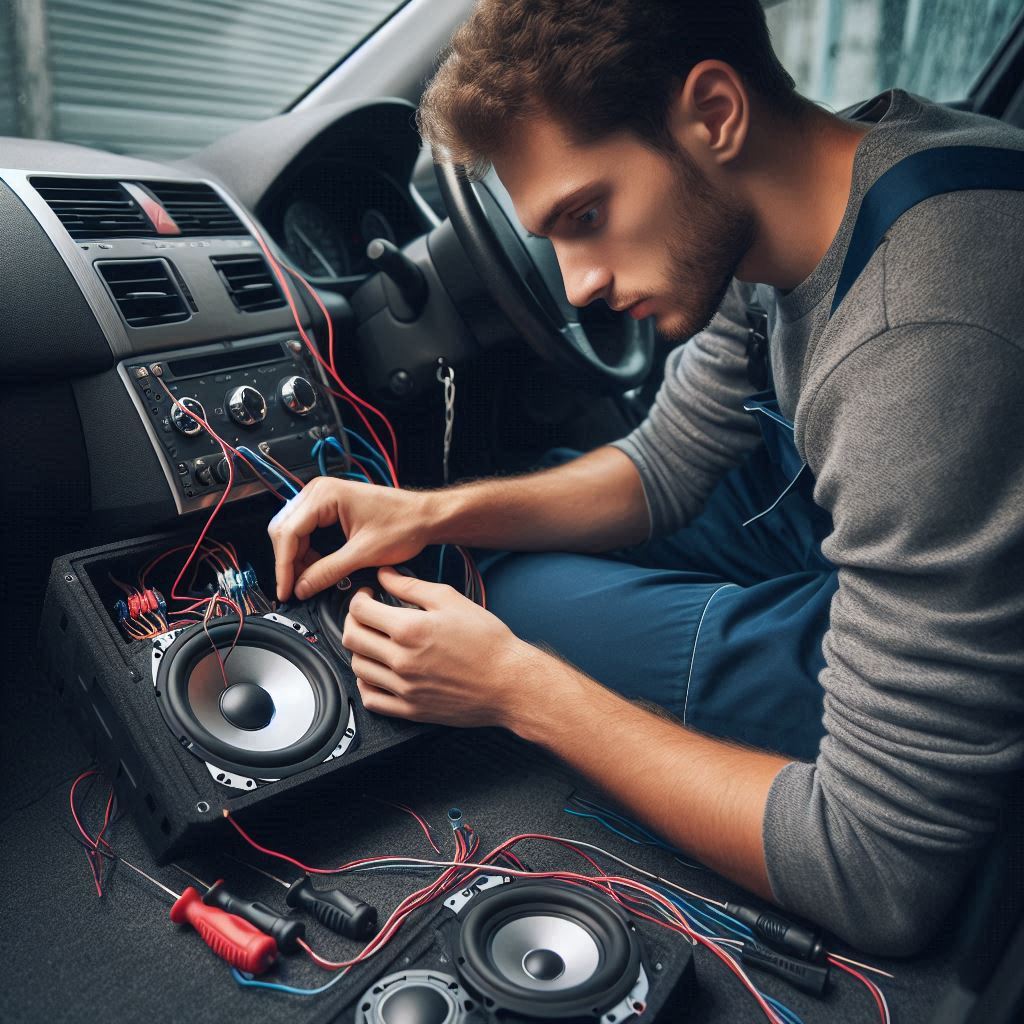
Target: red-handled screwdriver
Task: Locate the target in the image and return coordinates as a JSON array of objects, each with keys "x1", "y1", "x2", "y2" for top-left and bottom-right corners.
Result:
[{"x1": 119, "y1": 858, "x2": 278, "y2": 974}]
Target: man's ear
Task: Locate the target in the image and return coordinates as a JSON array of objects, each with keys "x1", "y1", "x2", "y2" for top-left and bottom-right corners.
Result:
[{"x1": 670, "y1": 60, "x2": 750, "y2": 167}]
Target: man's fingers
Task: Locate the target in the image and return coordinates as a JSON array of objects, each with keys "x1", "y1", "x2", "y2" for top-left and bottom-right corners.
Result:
[
  {"x1": 356, "y1": 679, "x2": 420, "y2": 721},
  {"x1": 347, "y1": 588, "x2": 408, "y2": 634},
  {"x1": 296, "y1": 546, "x2": 322, "y2": 576},
  {"x1": 377, "y1": 566, "x2": 454, "y2": 609},
  {"x1": 350, "y1": 654, "x2": 409, "y2": 697},
  {"x1": 342, "y1": 617, "x2": 394, "y2": 666},
  {"x1": 294, "y1": 542, "x2": 370, "y2": 601}
]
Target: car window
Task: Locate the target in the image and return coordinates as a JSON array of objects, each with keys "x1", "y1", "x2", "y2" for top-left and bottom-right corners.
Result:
[
  {"x1": 766, "y1": 0, "x2": 1024, "y2": 110},
  {"x1": 0, "y1": 0, "x2": 410, "y2": 159}
]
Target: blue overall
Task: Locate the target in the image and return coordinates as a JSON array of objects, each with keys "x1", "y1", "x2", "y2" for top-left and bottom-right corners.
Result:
[{"x1": 477, "y1": 146, "x2": 1024, "y2": 762}]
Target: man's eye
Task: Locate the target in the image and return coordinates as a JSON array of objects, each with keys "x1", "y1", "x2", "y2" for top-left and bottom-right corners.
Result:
[{"x1": 574, "y1": 206, "x2": 603, "y2": 228}]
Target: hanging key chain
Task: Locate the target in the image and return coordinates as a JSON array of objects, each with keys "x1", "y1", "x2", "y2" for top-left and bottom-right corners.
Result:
[{"x1": 437, "y1": 358, "x2": 455, "y2": 485}]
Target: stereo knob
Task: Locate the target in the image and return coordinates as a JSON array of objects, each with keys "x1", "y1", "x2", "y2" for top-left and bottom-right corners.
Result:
[
  {"x1": 171, "y1": 397, "x2": 206, "y2": 436},
  {"x1": 212, "y1": 457, "x2": 231, "y2": 484},
  {"x1": 227, "y1": 385, "x2": 267, "y2": 427},
  {"x1": 280, "y1": 375, "x2": 317, "y2": 415}
]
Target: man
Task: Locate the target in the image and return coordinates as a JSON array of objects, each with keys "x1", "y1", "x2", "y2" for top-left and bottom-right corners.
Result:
[{"x1": 268, "y1": 0, "x2": 1024, "y2": 954}]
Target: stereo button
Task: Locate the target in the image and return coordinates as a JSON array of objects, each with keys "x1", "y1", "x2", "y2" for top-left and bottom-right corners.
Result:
[
  {"x1": 171, "y1": 397, "x2": 206, "y2": 436},
  {"x1": 280, "y1": 376, "x2": 317, "y2": 415},
  {"x1": 227, "y1": 385, "x2": 267, "y2": 427}
]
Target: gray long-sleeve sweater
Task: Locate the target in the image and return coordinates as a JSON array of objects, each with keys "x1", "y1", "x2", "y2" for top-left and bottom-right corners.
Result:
[{"x1": 611, "y1": 90, "x2": 1024, "y2": 955}]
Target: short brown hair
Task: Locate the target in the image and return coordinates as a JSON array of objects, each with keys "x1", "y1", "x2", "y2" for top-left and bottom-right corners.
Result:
[{"x1": 418, "y1": 0, "x2": 798, "y2": 179}]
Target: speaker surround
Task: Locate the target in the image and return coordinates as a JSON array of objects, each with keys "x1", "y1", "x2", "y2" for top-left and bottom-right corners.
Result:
[
  {"x1": 152, "y1": 613, "x2": 356, "y2": 790},
  {"x1": 455, "y1": 881, "x2": 645, "y2": 1020}
]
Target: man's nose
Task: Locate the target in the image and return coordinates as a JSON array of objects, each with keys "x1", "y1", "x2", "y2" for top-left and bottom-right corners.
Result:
[{"x1": 557, "y1": 249, "x2": 612, "y2": 308}]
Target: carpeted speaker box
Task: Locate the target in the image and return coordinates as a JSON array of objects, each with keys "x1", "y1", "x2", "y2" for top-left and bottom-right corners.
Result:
[
  {"x1": 39, "y1": 528, "x2": 432, "y2": 863},
  {"x1": 348, "y1": 875, "x2": 696, "y2": 1023}
]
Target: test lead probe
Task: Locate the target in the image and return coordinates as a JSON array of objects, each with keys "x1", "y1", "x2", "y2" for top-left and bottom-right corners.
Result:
[{"x1": 118, "y1": 858, "x2": 278, "y2": 974}]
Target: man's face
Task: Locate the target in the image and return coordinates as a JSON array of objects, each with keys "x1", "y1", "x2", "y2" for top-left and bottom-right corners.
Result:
[{"x1": 492, "y1": 114, "x2": 754, "y2": 341}]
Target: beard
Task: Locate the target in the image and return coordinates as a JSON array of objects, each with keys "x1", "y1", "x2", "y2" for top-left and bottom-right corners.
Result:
[{"x1": 655, "y1": 145, "x2": 756, "y2": 342}]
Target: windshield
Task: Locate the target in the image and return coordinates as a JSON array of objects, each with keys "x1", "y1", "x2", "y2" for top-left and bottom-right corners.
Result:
[
  {"x1": 766, "y1": 0, "x2": 1024, "y2": 110},
  {"x1": 0, "y1": 0, "x2": 410, "y2": 159}
]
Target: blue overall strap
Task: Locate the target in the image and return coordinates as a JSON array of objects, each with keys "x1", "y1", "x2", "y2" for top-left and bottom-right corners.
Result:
[{"x1": 831, "y1": 145, "x2": 1024, "y2": 316}]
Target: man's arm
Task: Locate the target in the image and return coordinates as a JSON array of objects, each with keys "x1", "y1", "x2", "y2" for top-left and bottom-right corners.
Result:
[
  {"x1": 428, "y1": 445, "x2": 649, "y2": 553},
  {"x1": 271, "y1": 445, "x2": 650, "y2": 600},
  {"x1": 342, "y1": 568, "x2": 788, "y2": 898},
  {"x1": 504, "y1": 644, "x2": 789, "y2": 896}
]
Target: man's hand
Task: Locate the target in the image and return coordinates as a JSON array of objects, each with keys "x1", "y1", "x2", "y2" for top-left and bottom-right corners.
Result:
[
  {"x1": 342, "y1": 567, "x2": 532, "y2": 727},
  {"x1": 267, "y1": 478, "x2": 438, "y2": 602}
]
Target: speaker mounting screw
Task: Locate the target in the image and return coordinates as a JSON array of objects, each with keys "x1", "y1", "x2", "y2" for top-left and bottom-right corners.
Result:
[
  {"x1": 196, "y1": 801, "x2": 211, "y2": 814},
  {"x1": 64, "y1": 573, "x2": 75, "y2": 583}
]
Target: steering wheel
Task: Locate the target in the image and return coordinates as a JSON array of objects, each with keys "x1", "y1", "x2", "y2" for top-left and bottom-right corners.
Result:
[{"x1": 435, "y1": 161, "x2": 655, "y2": 392}]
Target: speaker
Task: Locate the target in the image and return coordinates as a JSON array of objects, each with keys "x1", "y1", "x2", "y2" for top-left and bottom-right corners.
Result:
[
  {"x1": 40, "y1": 530, "x2": 432, "y2": 863},
  {"x1": 353, "y1": 876, "x2": 695, "y2": 1023},
  {"x1": 152, "y1": 612, "x2": 356, "y2": 791}
]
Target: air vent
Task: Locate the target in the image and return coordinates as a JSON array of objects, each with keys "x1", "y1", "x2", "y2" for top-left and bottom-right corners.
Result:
[
  {"x1": 96, "y1": 259, "x2": 191, "y2": 328},
  {"x1": 210, "y1": 255, "x2": 285, "y2": 313},
  {"x1": 144, "y1": 182, "x2": 247, "y2": 237},
  {"x1": 31, "y1": 177, "x2": 150, "y2": 240}
]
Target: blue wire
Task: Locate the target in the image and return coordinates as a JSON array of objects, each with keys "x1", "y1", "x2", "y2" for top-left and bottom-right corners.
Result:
[
  {"x1": 563, "y1": 808, "x2": 651, "y2": 847},
  {"x1": 325, "y1": 435, "x2": 392, "y2": 486},
  {"x1": 437, "y1": 543, "x2": 448, "y2": 583},
  {"x1": 340, "y1": 427, "x2": 395, "y2": 479},
  {"x1": 570, "y1": 796, "x2": 670, "y2": 847},
  {"x1": 765, "y1": 996, "x2": 806, "y2": 1024},
  {"x1": 235, "y1": 446, "x2": 299, "y2": 498},
  {"x1": 311, "y1": 438, "x2": 371, "y2": 483},
  {"x1": 697, "y1": 902, "x2": 756, "y2": 939},
  {"x1": 231, "y1": 968, "x2": 345, "y2": 996},
  {"x1": 312, "y1": 438, "x2": 328, "y2": 477}
]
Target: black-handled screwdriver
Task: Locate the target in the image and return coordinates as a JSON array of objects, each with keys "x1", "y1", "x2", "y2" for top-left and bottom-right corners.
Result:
[
  {"x1": 173, "y1": 864, "x2": 306, "y2": 953},
  {"x1": 228, "y1": 856, "x2": 378, "y2": 940},
  {"x1": 285, "y1": 875, "x2": 378, "y2": 940}
]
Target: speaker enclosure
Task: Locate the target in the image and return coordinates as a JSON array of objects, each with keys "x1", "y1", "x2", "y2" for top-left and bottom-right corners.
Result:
[
  {"x1": 40, "y1": 529, "x2": 431, "y2": 862},
  {"x1": 354, "y1": 876, "x2": 695, "y2": 1024}
]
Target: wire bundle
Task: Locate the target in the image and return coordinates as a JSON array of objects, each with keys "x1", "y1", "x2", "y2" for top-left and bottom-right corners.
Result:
[{"x1": 222, "y1": 809, "x2": 894, "y2": 1024}]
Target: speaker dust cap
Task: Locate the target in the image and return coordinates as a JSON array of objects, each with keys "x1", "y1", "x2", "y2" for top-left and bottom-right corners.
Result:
[
  {"x1": 153, "y1": 615, "x2": 352, "y2": 783},
  {"x1": 454, "y1": 882, "x2": 642, "y2": 1019}
]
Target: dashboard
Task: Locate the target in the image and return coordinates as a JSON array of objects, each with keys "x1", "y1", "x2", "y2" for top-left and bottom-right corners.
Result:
[
  {"x1": 0, "y1": 97, "x2": 434, "y2": 530},
  {"x1": 271, "y1": 159, "x2": 428, "y2": 284}
]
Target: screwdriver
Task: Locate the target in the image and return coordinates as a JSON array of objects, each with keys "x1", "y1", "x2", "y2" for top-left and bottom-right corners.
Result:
[
  {"x1": 228, "y1": 856, "x2": 378, "y2": 940},
  {"x1": 173, "y1": 864, "x2": 306, "y2": 953},
  {"x1": 118, "y1": 857, "x2": 278, "y2": 974}
]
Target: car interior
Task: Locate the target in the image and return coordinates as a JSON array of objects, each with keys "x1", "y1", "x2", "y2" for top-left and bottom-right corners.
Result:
[{"x1": 2, "y1": 1, "x2": 1023, "y2": 1022}]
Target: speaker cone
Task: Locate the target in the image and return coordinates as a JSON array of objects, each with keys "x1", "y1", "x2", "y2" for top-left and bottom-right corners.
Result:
[
  {"x1": 153, "y1": 616, "x2": 353, "y2": 785},
  {"x1": 355, "y1": 970, "x2": 472, "y2": 1024},
  {"x1": 455, "y1": 882, "x2": 642, "y2": 1019}
]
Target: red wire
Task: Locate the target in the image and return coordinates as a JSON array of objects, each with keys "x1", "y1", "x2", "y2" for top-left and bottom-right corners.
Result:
[
  {"x1": 69, "y1": 771, "x2": 116, "y2": 898},
  {"x1": 377, "y1": 800, "x2": 442, "y2": 854},
  {"x1": 245, "y1": 228, "x2": 400, "y2": 485},
  {"x1": 281, "y1": 262, "x2": 399, "y2": 471},
  {"x1": 829, "y1": 957, "x2": 888, "y2": 1023},
  {"x1": 222, "y1": 812, "x2": 784, "y2": 1021}
]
